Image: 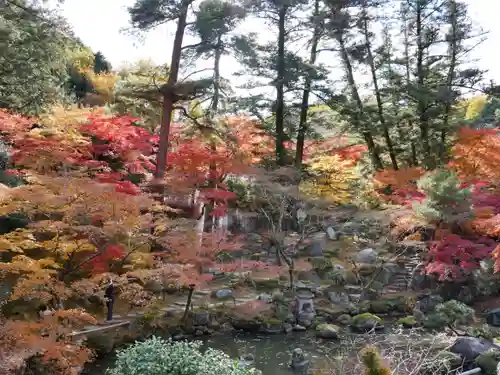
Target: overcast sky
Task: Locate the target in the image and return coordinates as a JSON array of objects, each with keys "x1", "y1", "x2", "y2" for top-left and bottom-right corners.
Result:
[{"x1": 56, "y1": 0, "x2": 500, "y2": 87}]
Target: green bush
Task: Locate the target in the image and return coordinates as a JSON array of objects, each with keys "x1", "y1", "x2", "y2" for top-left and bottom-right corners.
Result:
[
  {"x1": 412, "y1": 168, "x2": 472, "y2": 223},
  {"x1": 106, "y1": 336, "x2": 255, "y2": 375}
]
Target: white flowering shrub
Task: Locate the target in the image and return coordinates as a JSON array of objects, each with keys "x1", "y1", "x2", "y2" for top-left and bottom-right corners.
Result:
[{"x1": 106, "y1": 336, "x2": 256, "y2": 375}]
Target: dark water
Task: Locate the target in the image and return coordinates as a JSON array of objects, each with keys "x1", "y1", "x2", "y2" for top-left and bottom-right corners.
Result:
[{"x1": 83, "y1": 330, "x2": 451, "y2": 375}]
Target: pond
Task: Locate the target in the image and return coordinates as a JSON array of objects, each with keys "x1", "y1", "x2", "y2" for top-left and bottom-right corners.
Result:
[{"x1": 83, "y1": 329, "x2": 454, "y2": 375}]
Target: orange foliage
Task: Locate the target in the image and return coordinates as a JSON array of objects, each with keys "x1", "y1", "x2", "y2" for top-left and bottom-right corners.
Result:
[
  {"x1": 451, "y1": 127, "x2": 500, "y2": 182},
  {"x1": 373, "y1": 167, "x2": 425, "y2": 191},
  {"x1": 0, "y1": 309, "x2": 95, "y2": 375}
]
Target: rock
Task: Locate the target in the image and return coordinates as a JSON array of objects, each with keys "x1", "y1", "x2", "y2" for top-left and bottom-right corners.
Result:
[
  {"x1": 339, "y1": 221, "x2": 364, "y2": 236},
  {"x1": 370, "y1": 300, "x2": 394, "y2": 314},
  {"x1": 396, "y1": 316, "x2": 418, "y2": 328},
  {"x1": 231, "y1": 317, "x2": 263, "y2": 332},
  {"x1": 294, "y1": 324, "x2": 307, "y2": 331},
  {"x1": 449, "y1": 336, "x2": 496, "y2": 362},
  {"x1": 337, "y1": 314, "x2": 352, "y2": 325},
  {"x1": 212, "y1": 289, "x2": 234, "y2": 300},
  {"x1": 316, "y1": 323, "x2": 340, "y2": 339},
  {"x1": 487, "y1": 308, "x2": 500, "y2": 327},
  {"x1": 238, "y1": 353, "x2": 256, "y2": 370},
  {"x1": 283, "y1": 323, "x2": 293, "y2": 333},
  {"x1": 298, "y1": 270, "x2": 322, "y2": 285},
  {"x1": 328, "y1": 291, "x2": 350, "y2": 305},
  {"x1": 475, "y1": 348, "x2": 500, "y2": 375},
  {"x1": 350, "y1": 313, "x2": 383, "y2": 333},
  {"x1": 297, "y1": 318, "x2": 312, "y2": 328},
  {"x1": 192, "y1": 311, "x2": 210, "y2": 326},
  {"x1": 356, "y1": 248, "x2": 378, "y2": 264},
  {"x1": 326, "y1": 227, "x2": 337, "y2": 240},
  {"x1": 252, "y1": 277, "x2": 280, "y2": 290},
  {"x1": 416, "y1": 294, "x2": 443, "y2": 314},
  {"x1": 261, "y1": 318, "x2": 283, "y2": 334},
  {"x1": 290, "y1": 348, "x2": 309, "y2": 374},
  {"x1": 307, "y1": 232, "x2": 326, "y2": 257}
]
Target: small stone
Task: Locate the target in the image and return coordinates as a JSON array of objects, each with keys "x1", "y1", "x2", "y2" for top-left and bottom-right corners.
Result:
[
  {"x1": 293, "y1": 324, "x2": 307, "y2": 331},
  {"x1": 326, "y1": 227, "x2": 337, "y2": 240}
]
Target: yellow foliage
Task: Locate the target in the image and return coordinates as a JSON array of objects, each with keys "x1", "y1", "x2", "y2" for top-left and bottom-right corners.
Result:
[
  {"x1": 300, "y1": 155, "x2": 359, "y2": 204},
  {"x1": 69, "y1": 46, "x2": 95, "y2": 73},
  {"x1": 464, "y1": 95, "x2": 488, "y2": 120},
  {"x1": 85, "y1": 71, "x2": 118, "y2": 104}
]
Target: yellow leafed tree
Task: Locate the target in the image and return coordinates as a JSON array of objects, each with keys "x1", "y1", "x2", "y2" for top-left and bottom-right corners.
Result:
[{"x1": 300, "y1": 155, "x2": 359, "y2": 204}]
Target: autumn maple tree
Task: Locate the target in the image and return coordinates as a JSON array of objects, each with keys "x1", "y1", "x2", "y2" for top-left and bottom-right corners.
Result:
[{"x1": 0, "y1": 108, "x2": 274, "y2": 374}]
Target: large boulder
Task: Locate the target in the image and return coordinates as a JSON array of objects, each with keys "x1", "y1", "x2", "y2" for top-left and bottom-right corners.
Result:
[{"x1": 449, "y1": 337, "x2": 496, "y2": 363}]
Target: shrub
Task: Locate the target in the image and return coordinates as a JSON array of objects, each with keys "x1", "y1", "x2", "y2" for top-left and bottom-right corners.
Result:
[
  {"x1": 413, "y1": 168, "x2": 472, "y2": 223},
  {"x1": 106, "y1": 336, "x2": 255, "y2": 375}
]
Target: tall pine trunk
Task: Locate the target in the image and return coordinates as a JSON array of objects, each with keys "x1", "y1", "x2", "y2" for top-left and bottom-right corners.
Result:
[
  {"x1": 440, "y1": 0, "x2": 458, "y2": 163},
  {"x1": 361, "y1": 8, "x2": 398, "y2": 170},
  {"x1": 338, "y1": 35, "x2": 383, "y2": 170},
  {"x1": 208, "y1": 40, "x2": 223, "y2": 234},
  {"x1": 275, "y1": 6, "x2": 287, "y2": 166},
  {"x1": 155, "y1": 5, "x2": 189, "y2": 179},
  {"x1": 415, "y1": 3, "x2": 433, "y2": 169},
  {"x1": 295, "y1": 0, "x2": 321, "y2": 169}
]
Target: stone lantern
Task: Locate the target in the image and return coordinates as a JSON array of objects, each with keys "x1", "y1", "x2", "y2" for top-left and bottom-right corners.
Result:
[{"x1": 294, "y1": 286, "x2": 315, "y2": 322}]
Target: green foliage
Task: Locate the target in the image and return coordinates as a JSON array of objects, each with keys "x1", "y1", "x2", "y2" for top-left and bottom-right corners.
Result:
[
  {"x1": 0, "y1": 1, "x2": 72, "y2": 115},
  {"x1": 412, "y1": 168, "x2": 472, "y2": 222},
  {"x1": 423, "y1": 300, "x2": 475, "y2": 330},
  {"x1": 113, "y1": 60, "x2": 169, "y2": 130},
  {"x1": 225, "y1": 177, "x2": 257, "y2": 209},
  {"x1": 107, "y1": 336, "x2": 255, "y2": 375}
]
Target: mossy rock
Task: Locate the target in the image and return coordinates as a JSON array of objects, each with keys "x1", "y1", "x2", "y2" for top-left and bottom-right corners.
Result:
[
  {"x1": 264, "y1": 317, "x2": 283, "y2": 326},
  {"x1": 315, "y1": 323, "x2": 340, "y2": 339},
  {"x1": 231, "y1": 316, "x2": 263, "y2": 332},
  {"x1": 336, "y1": 314, "x2": 352, "y2": 325},
  {"x1": 357, "y1": 300, "x2": 371, "y2": 313},
  {"x1": 370, "y1": 300, "x2": 394, "y2": 314},
  {"x1": 252, "y1": 277, "x2": 281, "y2": 290},
  {"x1": 475, "y1": 348, "x2": 500, "y2": 375},
  {"x1": 351, "y1": 313, "x2": 383, "y2": 333},
  {"x1": 396, "y1": 316, "x2": 418, "y2": 328}
]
